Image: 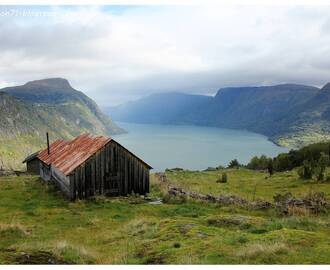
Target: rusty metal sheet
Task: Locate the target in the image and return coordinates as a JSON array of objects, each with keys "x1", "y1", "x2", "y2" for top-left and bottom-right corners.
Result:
[{"x1": 37, "y1": 133, "x2": 111, "y2": 176}]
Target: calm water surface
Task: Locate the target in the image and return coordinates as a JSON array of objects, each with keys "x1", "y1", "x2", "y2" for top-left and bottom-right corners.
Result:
[{"x1": 113, "y1": 122, "x2": 288, "y2": 172}]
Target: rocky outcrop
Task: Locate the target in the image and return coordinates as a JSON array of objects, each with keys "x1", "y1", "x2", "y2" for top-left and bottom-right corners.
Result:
[{"x1": 274, "y1": 192, "x2": 330, "y2": 214}]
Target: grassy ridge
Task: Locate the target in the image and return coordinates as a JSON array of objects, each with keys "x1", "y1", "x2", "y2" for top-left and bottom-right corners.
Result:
[
  {"x1": 0, "y1": 95, "x2": 124, "y2": 170},
  {"x1": 0, "y1": 170, "x2": 329, "y2": 264},
  {"x1": 163, "y1": 168, "x2": 330, "y2": 201}
]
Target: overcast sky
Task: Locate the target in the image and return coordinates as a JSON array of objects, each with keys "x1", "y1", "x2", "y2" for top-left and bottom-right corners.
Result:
[{"x1": 0, "y1": 5, "x2": 330, "y2": 106}]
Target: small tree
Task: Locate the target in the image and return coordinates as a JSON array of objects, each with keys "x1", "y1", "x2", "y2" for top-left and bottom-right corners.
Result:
[
  {"x1": 297, "y1": 160, "x2": 313, "y2": 179},
  {"x1": 221, "y1": 172, "x2": 228, "y2": 183},
  {"x1": 315, "y1": 152, "x2": 329, "y2": 181},
  {"x1": 267, "y1": 159, "x2": 274, "y2": 176},
  {"x1": 227, "y1": 159, "x2": 240, "y2": 169},
  {"x1": 247, "y1": 156, "x2": 259, "y2": 170},
  {"x1": 217, "y1": 172, "x2": 228, "y2": 183}
]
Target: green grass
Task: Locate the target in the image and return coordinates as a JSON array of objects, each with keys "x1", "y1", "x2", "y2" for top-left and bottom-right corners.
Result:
[
  {"x1": 164, "y1": 168, "x2": 330, "y2": 201},
  {"x1": 0, "y1": 172, "x2": 329, "y2": 264}
]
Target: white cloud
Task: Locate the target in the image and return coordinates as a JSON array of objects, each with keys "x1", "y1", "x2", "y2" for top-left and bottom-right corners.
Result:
[{"x1": 0, "y1": 5, "x2": 330, "y2": 106}]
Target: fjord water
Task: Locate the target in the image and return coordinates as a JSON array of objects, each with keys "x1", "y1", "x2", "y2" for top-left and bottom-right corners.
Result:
[{"x1": 113, "y1": 122, "x2": 288, "y2": 172}]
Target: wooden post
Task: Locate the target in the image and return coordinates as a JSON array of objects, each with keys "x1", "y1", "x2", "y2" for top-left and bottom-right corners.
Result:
[
  {"x1": 328, "y1": 143, "x2": 330, "y2": 166},
  {"x1": 46, "y1": 132, "x2": 50, "y2": 155}
]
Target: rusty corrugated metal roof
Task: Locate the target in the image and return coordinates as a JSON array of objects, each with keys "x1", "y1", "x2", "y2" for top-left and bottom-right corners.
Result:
[{"x1": 37, "y1": 134, "x2": 111, "y2": 176}]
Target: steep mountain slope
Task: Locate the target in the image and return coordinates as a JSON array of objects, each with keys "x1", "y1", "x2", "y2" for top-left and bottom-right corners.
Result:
[
  {"x1": 2, "y1": 78, "x2": 123, "y2": 136},
  {"x1": 205, "y1": 84, "x2": 319, "y2": 134},
  {"x1": 107, "y1": 83, "x2": 328, "y2": 148},
  {"x1": 273, "y1": 83, "x2": 330, "y2": 147},
  {"x1": 108, "y1": 92, "x2": 213, "y2": 125},
  {"x1": 0, "y1": 78, "x2": 124, "y2": 169}
]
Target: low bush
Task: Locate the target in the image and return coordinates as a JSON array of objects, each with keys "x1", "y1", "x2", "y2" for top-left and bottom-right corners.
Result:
[
  {"x1": 216, "y1": 173, "x2": 228, "y2": 183},
  {"x1": 227, "y1": 159, "x2": 241, "y2": 169}
]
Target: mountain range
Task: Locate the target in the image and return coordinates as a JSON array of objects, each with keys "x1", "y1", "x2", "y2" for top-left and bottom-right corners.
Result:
[
  {"x1": 107, "y1": 83, "x2": 330, "y2": 148},
  {"x1": 0, "y1": 78, "x2": 124, "y2": 169}
]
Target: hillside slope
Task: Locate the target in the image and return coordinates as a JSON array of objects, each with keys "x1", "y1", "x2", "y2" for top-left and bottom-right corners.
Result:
[
  {"x1": 108, "y1": 92, "x2": 213, "y2": 125},
  {"x1": 0, "y1": 172, "x2": 329, "y2": 264},
  {"x1": 107, "y1": 83, "x2": 330, "y2": 147},
  {"x1": 272, "y1": 83, "x2": 330, "y2": 146},
  {"x1": 0, "y1": 78, "x2": 124, "y2": 169}
]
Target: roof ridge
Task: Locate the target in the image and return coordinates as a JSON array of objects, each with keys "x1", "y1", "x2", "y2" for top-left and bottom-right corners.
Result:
[{"x1": 37, "y1": 133, "x2": 112, "y2": 176}]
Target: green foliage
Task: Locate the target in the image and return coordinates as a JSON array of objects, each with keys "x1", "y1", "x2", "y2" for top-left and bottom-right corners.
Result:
[
  {"x1": 163, "y1": 168, "x2": 330, "y2": 202},
  {"x1": 273, "y1": 153, "x2": 293, "y2": 172},
  {"x1": 271, "y1": 142, "x2": 330, "y2": 174},
  {"x1": 267, "y1": 159, "x2": 274, "y2": 176},
  {"x1": 316, "y1": 152, "x2": 329, "y2": 181},
  {"x1": 296, "y1": 152, "x2": 330, "y2": 181},
  {"x1": 217, "y1": 173, "x2": 228, "y2": 183},
  {"x1": 227, "y1": 159, "x2": 240, "y2": 169},
  {"x1": 247, "y1": 155, "x2": 273, "y2": 171},
  {"x1": 297, "y1": 160, "x2": 314, "y2": 180},
  {"x1": 221, "y1": 173, "x2": 228, "y2": 183},
  {"x1": 0, "y1": 174, "x2": 330, "y2": 264}
]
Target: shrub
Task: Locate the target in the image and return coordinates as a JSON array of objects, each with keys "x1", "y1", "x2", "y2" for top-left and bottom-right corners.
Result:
[
  {"x1": 296, "y1": 152, "x2": 329, "y2": 181},
  {"x1": 315, "y1": 152, "x2": 328, "y2": 181},
  {"x1": 297, "y1": 160, "x2": 313, "y2": 179},
  {"x1": 272, "y1": 142, "x2": 330, "y2": 172},
  {"x1": 217, "y1": 173, "x2": 228, "y2": 183},
  {"x1": 247, "y1": 155, "x2": 272, "y2": 170},
  {"x1": 227, "y1": 159, "x2": 240, "y2": 168},
  {"x1": 325, "y1": 175, "x2": 330, "y2": 182},
  {"x1": 273, "y1": 153, "x2": 293, "y2": 171},
  {"x1": 237, "y1": 235, "x2": 248, "y2": 244},
  {"x1": 267, "y1": 159, "x2": 274, "y2": 176}
]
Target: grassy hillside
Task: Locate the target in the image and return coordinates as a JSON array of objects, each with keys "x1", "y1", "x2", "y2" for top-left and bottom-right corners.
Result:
[
  {"x1": 0, "y1": 170, "x2": 329, "y2": 264},
  {"x1": 0, "y1": 78, "x2": 125, "y2": 169},
  {"x1": 164, "y1": 168, "x2": 330, "y2": 201}
]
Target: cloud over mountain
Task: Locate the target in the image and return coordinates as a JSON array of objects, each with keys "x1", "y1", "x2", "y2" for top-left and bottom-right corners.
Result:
[{"x1": 1, "y1": 5, "x2": 330, "y2": 105}]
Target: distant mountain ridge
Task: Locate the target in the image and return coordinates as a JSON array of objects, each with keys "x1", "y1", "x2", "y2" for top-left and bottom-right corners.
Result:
[
  {"x1": 0, "y1": 78, "x2": 124, "y2": 169},
  {"x1": 107, "y1": 83, "x2": 330, "y2": 148}
]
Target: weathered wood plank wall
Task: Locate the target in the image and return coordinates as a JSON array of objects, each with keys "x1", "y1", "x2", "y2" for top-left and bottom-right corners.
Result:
[{"x1": 68, "y1": 141, "x2": 150, "y2": 200}]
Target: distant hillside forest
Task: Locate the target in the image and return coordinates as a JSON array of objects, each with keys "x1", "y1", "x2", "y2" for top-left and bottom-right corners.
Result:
[
  {"x1": 0, "y1": 78, "x2": 125, "y2": 170},
  {"x1": 107, "y1": 82, "x2": 330, "y2": 148},
  {"x1": 222, "y1": 141, "x2": 330, "y2": 182}
]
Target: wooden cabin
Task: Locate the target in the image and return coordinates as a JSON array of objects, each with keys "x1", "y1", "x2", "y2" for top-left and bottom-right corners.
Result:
[
  {"x1": 31, "y1": 133, "x2": 152, "y2": 200},
  {"x1": 22, "y1": 151, "x2": 40, "y2": 174}
]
